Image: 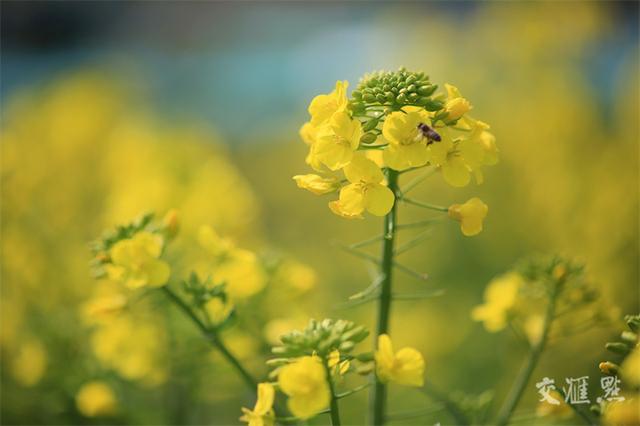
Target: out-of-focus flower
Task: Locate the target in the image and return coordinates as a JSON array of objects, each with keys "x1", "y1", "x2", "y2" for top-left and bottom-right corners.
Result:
[
  {"x1": 198, "y1": 226, "x2": 266, "y2": 299},
  {"x1": 240, "y1": 383, "x2": 275, "y2": 426},
  {"x1": 278, "y1": 355, "x2": 330, "y2": 419},
  {"x1": 524, "y1": 315, "x2": 545, "y2": 345},
  {"x1": 536, "y1": 390, "x2": 572, "y2": 418},
  {"x1": 620, "y1": 346, "x2": 640, "y2": 387},
  {"x1": 91, "y1": 314, "x2": 167, "y2": 385},
  {"x1": 448, "y1": 198, "x2": 489, "y2": 236},
  {"x1": 293, "y1": 174, "x2": 340, "y2": 195},
  {"x1": 162, "y1": 209, "x2": 180, "y2": 239},
  {"x1": 312, "y1": 112, "x2": 362, "y2": 171},
  {"x1": 602, "y1": 396, "x2": 640, "y2": 426},
  {"x1": 75, "y1": 381, "x2": 118, "y2": 417},
  {"x1": 472, "y1": 273, "x2": 524, "y2": 331},
  {"x1": 308, "y1": 80, "x2": 349, "y2": 127},
  {"x1": 443, "y1": 83, "x2": 472, "y2": 120},
  {"x1": 375, "y1": 334, "x2": 425, "y2": 387},
  {"x1": 328, "y1": 154, "x2": 394, "y2": 218},
  {"x1": 81, "y1": 292, "x2": 127, "y2": 325},
  {"x1": 382, "y1": 107, "x2": 432, "y2": 171},
  {"x1": 263, "y1": 318, "x2": 308, "y2": 346},
  {"x1": 328, "y1": 350, "x2": 350, "y2": 375},
  {"x1": 274, "y1": 261, "x2": 317, "y2": 293},
  {"x1": 11, "y1": 339, "x2": 47, "y2": 387},
  {"x1": 106, "y1": 232, "x2": 170, "y2": 289},
  {"x1": 205, "y1": 298, "x2": 234, "y2": 325}
]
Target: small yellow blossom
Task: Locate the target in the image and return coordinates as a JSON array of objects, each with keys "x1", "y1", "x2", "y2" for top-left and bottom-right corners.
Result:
[
  {"x1": 382, "y1": 107, "x2": 432, "y2": 171},
  {"x1": 198, "y1": 225, "x2": 234, "y2": 257},
  {"x1": 448, "y1": 197, "x2": 488, "y2": 236},
  {"x1": 524, "y1": 315, "x2": 545, "y2": 345},
  {"x1": 375, "y1": 334, "x2": 425, "y2": 387},
  {"x1": 278, "y1": 356, "x2": 330, "y2": 419},
  {"x1": 106, "y1": 232, "x2": 170, "y2": 289},
  {"x1": 444, "y1": 83, "x2": 472, "y2": 120},
  {"x1": 299, "y1": 122, "x2": 324, "y2": 171},
  {"x1": 240, "y1": 383, "x2": 275, "y2": 426},
  {"x1": 293, "y1": 174, "x2": 340, "y2": 195},
  {"x1": 11, "y1": 339, "x2": 47, "y2": 387},
  {"x1": 620, "y1": 346, "x2": 640, "y2": 387},
  {"x1": 76, "y1": 381, "x2": 118, "y2": 417},
  {"x1": 204, "y1": 298, "x2": 234, "y2": 325},
  {"x1": 312, "y1": 111, "x2": 362, "y2": 171},
  {"x1": 328, "y1": 154, "x2": 394, "y2": 218},
  {"x1": 471, "y1": 273, "x2": 524, "y2": 332},
  {"x1": 308, "y1": 80, "x2": 349, "y2": 126},
  {"x1": 328, "y1": 350, "x2": 350, "y2": 375},
  {"x1": 428, "y1": 128, "x2": 473, "y2": 187}
]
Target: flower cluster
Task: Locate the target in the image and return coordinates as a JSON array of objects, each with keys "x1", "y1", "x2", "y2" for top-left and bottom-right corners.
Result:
[
  {"x1": 472, "y1": 256, "x2": 617, "y2": 345},
  {"x1": 294, "y1": 68, "x2": 497, "y2": 226},
  {"x1": 239, "y1": 319, "x2": 424, "y2": 423}
]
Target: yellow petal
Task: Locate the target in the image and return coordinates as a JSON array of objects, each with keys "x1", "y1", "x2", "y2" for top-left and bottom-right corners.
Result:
[
  {"x1": 293, "y1": 174, "x2": 339, "y2": 195},
  {"x1": 364, "y1": 184, "x2": 395, "y2": 216},
  {"x1": 336, "y1": 184, "x2": 366, "y2": 216},
  {"x1": 254, "y1": 383, "x2": 275, "y2": 415},
  {"x1": 441, "y1": 156, "x2": 471, "y2": 187},
  {"x1": 313, "y1": 136, "x2": 354, "y2": 171},
  {"x1": 145, "y1": 259, "x2": 170, "y2": 287},
  {"x1": 394, "y1": 347, "x2": 425, "y2": 387},
  {"x1": 382, "y1": 143, "x2": 430, "y2": 171},
  {"x1": 328, "y1": 200, "x2": 364, "y2": 220},
  {"x1": 344, "y1": 153, "x2": 383, "y2": 184}
]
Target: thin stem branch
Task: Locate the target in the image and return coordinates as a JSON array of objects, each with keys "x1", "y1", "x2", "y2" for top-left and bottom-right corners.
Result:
[
  {"x1": 401, "y1": 197, "x2": 449, "y2": 212},
  {"x1": 421, "y1": 382, "x2": 470, "y2": 425},
  {"x1": 161, "y1": 287, "x2": 257, "y2": 392},
  {"x1": 370, "y1": 169, "x2": 399, "y2": 425},
  {"x1": 336, "y1": 382, "x2": 371, "y2": 399},
  {"x1": 494, "y1": 278, "x2": 563, "y2": 426}
]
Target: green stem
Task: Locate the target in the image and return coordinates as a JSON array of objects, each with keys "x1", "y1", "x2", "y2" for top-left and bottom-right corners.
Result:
[
  {"x1": 370, "y1": 169, "x2": 399, "y2": 425},
  {"x1": 323, "y1": 362, "x2": 342, "y2": 425},
  {"x1": 494, "y1": 279, "x2": 562, "y2": 426},
  {"x1": 161, "y1": 286, "x2": 257, "y2": 392}
]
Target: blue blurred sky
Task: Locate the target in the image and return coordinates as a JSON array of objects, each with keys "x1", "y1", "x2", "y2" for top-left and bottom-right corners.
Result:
[{"x1": 2, "y1": 1, "x2": 638, "y2": 142}]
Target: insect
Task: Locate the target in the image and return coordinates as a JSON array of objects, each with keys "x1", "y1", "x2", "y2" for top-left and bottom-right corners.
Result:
[{"x1": 417, "y1": 123, "x2": 442, "y2": 144}]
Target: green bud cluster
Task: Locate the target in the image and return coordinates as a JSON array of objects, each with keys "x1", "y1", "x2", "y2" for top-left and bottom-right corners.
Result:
[
  {"x1": 182, "y1": 272, "x2": 234, "y2": 329},
  {"x1": 349, "y1": 67, "x2": 442, "y2": 112},
  {"x1": 604, "y1": 314, "x2": 639, "y2": 356},
  {"x1": 271, "y1": 318, "x2": 369, "y2": 358}
]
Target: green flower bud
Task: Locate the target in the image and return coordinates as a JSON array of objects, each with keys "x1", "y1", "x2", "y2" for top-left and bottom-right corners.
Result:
[
  {"x1": 621, "y1": 330, "x2": 638, "y2": 344},
  {"x1": 352, "y1": 90, "x2": 363, "y2": 100},
  {"x1": 397, "y1": 93, "x2": 408, "y2": 104},
  {"x1": 385, "y1": 92, "x2": 395, "y2": 102},
  {"x1": 423, "y1": 99, "x2": 444, "y2": 111},
  {"x1": 605, "y1": 342, "x2": 631, "y2": 355},
  {"x1": 362, "y1": 118, "x2": 379, "y2": 132},
  {"x1": 355, "y1": 352, "x2": 374, "y2": 362},
  {"x1": 349, "y1": 101, "x2": 366, "y2": 113},
  {"x1": 408, "y1": 93, "x2": 419, "y2": 102},
  {"x1": 363, "y1": 94, "x2": 377, "y2": 103},
  {"x1": 339, "y1": 341, "x2": 355, "y2": 352},
  {"x1": 417, "y1": 84, "x2": 437, "y2": 96},
  {"x1": 407, "y1": 84, "x2": 417, "y2": 92},
  {"x1": 406, "y1": 74, "x2": 417, "y2": 85},
  {"x1": 626, "y1": 315, "x2": 640, "y2": 333},
  {"x1": 376, "y1": 93, "x2": 386, "y2": 103}
]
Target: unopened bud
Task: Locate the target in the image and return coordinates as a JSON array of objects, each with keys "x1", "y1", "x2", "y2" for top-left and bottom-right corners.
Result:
[
  {"x1": 605, "y1": 342, "x2": 632, "y2": 355},
  {"x1": 363, "y1": 118, "x2": 379, "y2": 132},
  {"x1": 598, "y1": 361, "x2": 620, "y2": 375},
  {"x1": 163, "y1": 209, "x2": 179, "y2": 239}
]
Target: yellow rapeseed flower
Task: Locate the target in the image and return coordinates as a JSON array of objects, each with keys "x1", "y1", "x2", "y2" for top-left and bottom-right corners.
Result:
[
  {"x1": 278, "y1": 355, "x2": 330, "y2": 420},
  {"x1": 240, "y1": 382, "x2": 275, "y2": 426},
  {"x1": 602, "y1": 397, "x2": 640, "y2": 426},
  {"x1": 308, "y1": 80, "x2": 349, "y2": 127},
  {"x1": 293, "y1": 174, "x2": 340, "y2": 195},
  {"x1": 205, "y1": 298, "x2": 234, "y2": 325},
  {"x1": 382, "y1": 107, "x2": 432, "y2": 171},
  {"x1": 444, "y1": 83, "x2": 472, "y2": 120},
  {"x1": 428, "y1": 128, "x2": 473, "y2": 187},
  {"x1": 312, "y1": 111, "x2": 362, "y2": 171},
  {"x1": 75, "y1": 381, "x2": 118, "y2": 417},
  {"x1": 471, "y1": 273, "x2": 524, "y2": 332},
  {"x1": 375, "y1": 334, "x2": 425, "y2": 387},
  {"x1": 106, "y1": 232, "x2": 170, "y2": 289},
  {"x1": 329, "y1": 153, "x2": 394, "y2": 218},
  {"x1": 448, "y1": 198, "x2": 489, "y2": 236}
]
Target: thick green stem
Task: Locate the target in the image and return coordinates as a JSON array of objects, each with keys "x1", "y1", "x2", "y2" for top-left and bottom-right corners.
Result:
[
  {"x1": 370, "y1": 169, "x2": 399, "y2": 425},
  {"x1": 494, "y1": 279, "x2": 562, "y2": 426},
  {"x1": 324, "y1": 362, "x2": 342, "y2": 426}
]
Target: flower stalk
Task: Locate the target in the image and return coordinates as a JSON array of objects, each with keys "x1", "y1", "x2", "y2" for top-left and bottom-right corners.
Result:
[
  {"x1": 494, "y1": 276, "x2": 563, "y2": 426},
  {"x1": 324, "y1": 361, "x2": 342, "y2": 426},
  {"x1": 371, "y1": 169, "x2": 399, "y2": 425}
]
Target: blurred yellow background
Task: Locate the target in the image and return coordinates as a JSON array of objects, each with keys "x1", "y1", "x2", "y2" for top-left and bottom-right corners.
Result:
[{"x1": 1, "y1": 1, "x2": 638, "y2": 425}]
